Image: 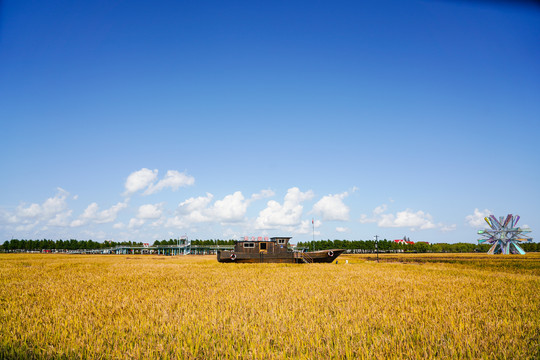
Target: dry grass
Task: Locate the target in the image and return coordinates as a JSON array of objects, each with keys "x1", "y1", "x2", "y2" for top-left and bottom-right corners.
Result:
[{"x1": 1, "y1": 253, "x2": 539, "y2": 359}]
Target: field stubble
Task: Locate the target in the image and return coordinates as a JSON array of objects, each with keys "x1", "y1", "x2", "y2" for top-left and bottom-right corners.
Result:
[{"x1": 0, "y1": 253, "x2": 539, "y2": 359}]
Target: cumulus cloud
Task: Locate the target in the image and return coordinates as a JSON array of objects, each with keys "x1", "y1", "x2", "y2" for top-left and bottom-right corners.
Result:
[
  {"x1": 48, "y1": 210, "x2": 73, "y2": 227},
  {"x1": 250, "y1": 189, "x2": 275, "y2": 201},
  {"x1": 165, "y1": 216, "x2": 186, "y2": 229},
  {"x1": 128, "y1": 218, "x2": 145, "y2": 229},
  {"x1": 295, "y1": 219, "x2": 321, "y2": 235},
  {"x1": 180, "y1": 193, "x2": 214, "y2": 213},
  {"x1": 124, "y1": 168, "x2": 158, "y2": 195},
  {"x1": 16, "y1": 188, "x2": 69, "y2": 220},
  {"x1": 17, "y1": 203, "x2": 42, "y2": 218},
  {"x1": 137, "y1": 203, "x2": 163, "y2": 219},
  {"x1": 127, "y1": 203, "x2": 166, "y2": 229},
  {"x1": 360, "y1": 204, "x2": 454, "y2": 231},
  {"x1": 255, "y1": 187, "x2": 314, "y2": 229},
  {"x1": 124, "y1": 168, "x2": 194, "y2": 196},
  {"x1": 211, "y1": 191, "x2": 248, "y2": 223},
  {"x1": 15, "y1": 222, "x2": 40, "y2": 232},
  {"x1": 0, "y1": 188, "x2": 72, "y2": 232},
  {"x1": 71, "y1": 201, "x2": 127, "y2": 227},
  {"x1": 312, "y1": 191, "x2": 350, "y2": 221},
  {"x1": 336, "y1": 227, "x2": 349, "y2": 233},
  {"x1": 465, "y1": 208, "x2": 492, "y2": 227},
  {"x1": 145, "y1": 170, "x2": 195, "y2": 195},
  {"x1": 166, "y1": 189, "x2": 270, "y2": 229},
  {"x1": 373, "y1": 204, "x2": 387, "y2": 215},
  {"x1": 378, "y1": 209, "x2": 436, "y2": 230},
  {"x1": 174, "y1": 193, "x2": 214, "y2": 224}
]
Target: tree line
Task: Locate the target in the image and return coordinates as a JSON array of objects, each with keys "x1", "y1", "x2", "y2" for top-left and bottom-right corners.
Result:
[
  {"x1": 1, "y1": 238, "x2": 539, "y2": 253},
  {"x1": 296, "y1": 239, "x2": 540, "y2": 253},
  {"x1": 1, "y1": 239, "x2": 143, "y2": 251},
  {"x1": 0, "y1": 238, "x2": 236, "y2": 251}
]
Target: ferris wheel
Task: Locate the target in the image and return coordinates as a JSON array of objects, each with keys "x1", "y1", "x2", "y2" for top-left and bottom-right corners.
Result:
[{"x1": 478, "y1": 214, "x2": 533, "y2": 255}]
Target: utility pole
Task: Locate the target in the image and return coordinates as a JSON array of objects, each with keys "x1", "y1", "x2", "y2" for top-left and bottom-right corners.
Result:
[{"x1": 374, "y1": 235, "x2": 379, "y2": 263}]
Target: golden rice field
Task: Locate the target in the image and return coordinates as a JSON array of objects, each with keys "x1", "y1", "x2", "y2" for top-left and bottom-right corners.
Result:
[{"x1": 1, "y1": 253, "x2": 539, "y2": 359}]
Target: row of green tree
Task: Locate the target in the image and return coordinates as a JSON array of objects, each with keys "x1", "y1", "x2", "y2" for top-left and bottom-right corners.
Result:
[
  {"x1": 0, "y1": 238, "x2": 236, "y2": 251},
  {"x1": 296, "y1": 239, "x2": 540, "y2": 253},
  {"x1": 0, "y1": 239, "x2": 145, "y2": 251},
  {"x1": 1, "y1": 238, "x2": 539, "y2": 253}
]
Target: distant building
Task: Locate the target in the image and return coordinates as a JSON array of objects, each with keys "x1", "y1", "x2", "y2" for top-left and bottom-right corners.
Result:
[{"x1": 393, "y1": 236, "x2": 414, "y2": 245}]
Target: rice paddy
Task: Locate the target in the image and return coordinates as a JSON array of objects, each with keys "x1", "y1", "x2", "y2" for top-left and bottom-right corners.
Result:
[{"x1": 1, "y1": 253, "x2": 539, "y2": 359}]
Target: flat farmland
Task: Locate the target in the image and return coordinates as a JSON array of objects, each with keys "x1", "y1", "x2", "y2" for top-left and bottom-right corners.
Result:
[{"x1": 1, "y1": 253, "x2": 539, "y2": 359}]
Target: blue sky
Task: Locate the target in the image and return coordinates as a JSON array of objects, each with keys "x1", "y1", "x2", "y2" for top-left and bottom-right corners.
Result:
[{"x1": 1, "y1": 0, "x2": 539, "y2": 244}]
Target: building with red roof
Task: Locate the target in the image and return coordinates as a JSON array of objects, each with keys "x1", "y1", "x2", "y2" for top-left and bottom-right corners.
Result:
[{"x1": 393, "y1": 236, "x2": 414, "y2": 245}]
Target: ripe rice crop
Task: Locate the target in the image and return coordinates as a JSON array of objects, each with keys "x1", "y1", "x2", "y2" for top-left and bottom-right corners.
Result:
[{"x1": 0, "y1": 253, "x2": 539, "y2": 359}]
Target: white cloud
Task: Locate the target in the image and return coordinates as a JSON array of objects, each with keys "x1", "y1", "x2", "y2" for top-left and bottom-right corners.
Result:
[
  {"x1": 0, "y1": 210, "x2": 18, "y2": 225},
  {"x1": 97, "y1": 202, "x2": 128, "y2": 223},
  {"x1": 312, "y1": 191, "x2": 350, "y2": 221},
  {"x1": 165, "y1": 216, "x2": 186, "y2": 229},
  {"x1": 166, "y1": 189, "x2": 269, "y2": 229},
  {"x1": 255, "y1": 187, "x2": 314, "y2": 229},
  {"x1": 378, "y1": 209, "x2": 436, "y2": 230},
  {"x1": 15, "y1": 222, "x2": 39, "y2": 232},
  {"x1": 359, "y1": 203, "x2": 387, "y2": 223},
  {"x1": 441, "y1": 224, "x2": 457, "y2": 232},
  {"x1": 145, "y1": 170, "x2": 195, "y2": 195},
  {"x1": 373, "y1": 204, "x2": 387, "y2": 215},
  {"x1": 137, "y1": 203, "x2": 163, "y2": 219},
  {"x1": 127, "y1": 203, "x2": 165, "y2": 230},
  {"x1": 70, "y1": 219, "x2": 85, "y2": 228},
  {"x1": 295, "y1": 219, "x2": 321, "y2": 235},
  {"x1": 250, "y1": 189, "x2": 275, "y2": 201},
  {"x1": 2, "y1": 188, "x2": 72, "y2": 231},
  {"x1": 42, "y1": 191, "x2": 69, "y2": 214},
  {"x1": 48, "y1": 210, "x2": 73, "y2": 227},
  {"x1": 71, "y1": 201, "x2": 127, "y2": 227},
  {"x1": 128, "y1": 218, "x2": 145, "y2": 229},
  {"x1": 16, "y1": 188, "x2": 69, "y2": 220},
  {"x1": 175, "y1": 193, "x2": 214, "y2": 224},
  {"x1": 211, "y1": 191, "x2": 248, "y2": 223},
  {"x1": 124, "y1": 168, "x2": 195, "y2": 196},
  {"x1": 466, "y1": 208, "x2": 492, "y2": 227},
  {"x1": 360, "y1": 204, "x2": 453, "y2": 232},
  {"x1": 285, "y1": 187, "x2": 314, "y2": 204},
  {"x1": 179, "y1": 193, "x2": 214, "y2": 213},
  {"x1": 124, "y1": 168, "x2": 158, "y2": 195},
  {"x1": 336, "y1": 227, "x2": 349, "y2": 233},
  {"x1": 17, "y1": 203, "x2": 43, "y2": 218}
]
